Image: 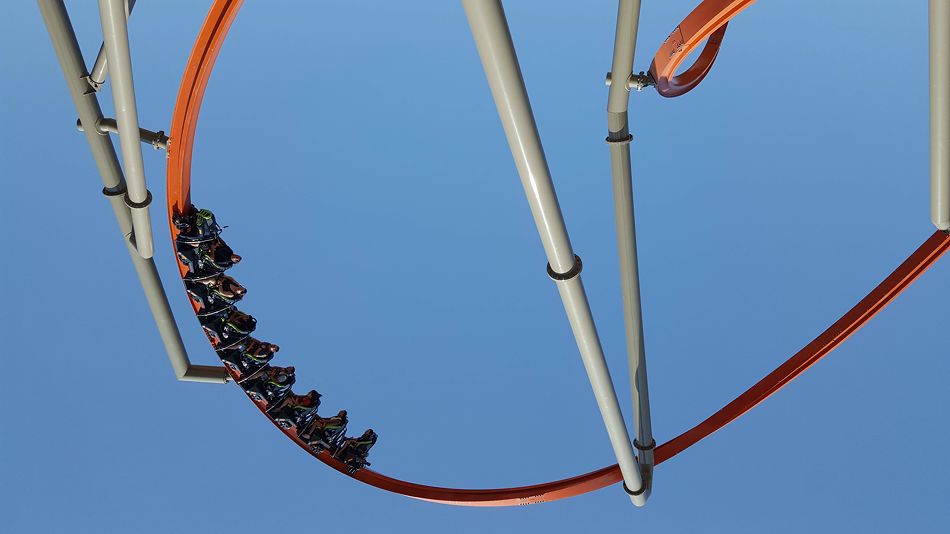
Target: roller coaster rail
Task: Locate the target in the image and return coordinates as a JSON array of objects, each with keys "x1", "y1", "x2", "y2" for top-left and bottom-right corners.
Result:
[{"x1": 38, "y1": 0, "x2": 950, "y2": 508}]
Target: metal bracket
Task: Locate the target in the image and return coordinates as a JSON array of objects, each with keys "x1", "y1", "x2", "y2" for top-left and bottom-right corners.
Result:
[
  {"x1": 605, "y1": 70, "x2": 656, "y2": 92},
  {"x1": 84, "y1": 74, "x2": 103, "y2": 93}
]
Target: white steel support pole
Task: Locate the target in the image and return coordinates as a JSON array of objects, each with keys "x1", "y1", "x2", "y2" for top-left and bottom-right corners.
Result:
[
  {"x1": 462, "y1": 0, "x2": 646, "y2": 505},
  {"x1": 606, "y1": 0, "x2": 655, "y2": 495},
  {"x1": 931, "y1": 0, "x2": 950, "y2": 231},
  {"x1": 98, "y1": 0, "x2": 154, "y2": 259},
  {"x1": 38, "y1": 0, "x2": 228, "y2": 384},
  {"x1": 89, "y1": 0, "x2": 135, "y2": 90}
]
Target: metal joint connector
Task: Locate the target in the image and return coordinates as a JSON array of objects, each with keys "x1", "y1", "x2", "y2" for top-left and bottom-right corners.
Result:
[
  {"x1": 605, "y1": 71, "x2": 656, "y2": 92},
  {"x1": 83, "y1": 75, "x2": 103, "y2": 93},
  {"x1": 76, "y1": 117, "x2": 169, "y2": 150},
  {"x1": 628, "y1": 71, "x2": 655, "y2": 92},
  {"x1": 76, "y1": 118, "x2": 106, "y2": 136},
  {"x1": 148, "y1": 130, "x2": 168, "y2": 151}
]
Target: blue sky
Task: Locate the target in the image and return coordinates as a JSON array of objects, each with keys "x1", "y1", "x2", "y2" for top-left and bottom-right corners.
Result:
[{"x1": 2, "y1": 1, "x2": 948, "y2": 532}]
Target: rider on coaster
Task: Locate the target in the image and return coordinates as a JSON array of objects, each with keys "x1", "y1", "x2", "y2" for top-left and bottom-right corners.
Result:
[
  {"x1": 217, "y1": 338, "x2": 278, "y2": 380},
  {"x1": 202, "y1": 309, "x2": 256, "y2": 345},
  {"x1": 300, "y1": 410, "x2": 348, "y2": 453},
  {"x1": 186, "y1": 274, "x2": 246, "y2": 311},
  {"x1": 174, "y1": 207, "x2": 221, "y2": 242},
  {"x1": 268, "y1": 390, "x2": 322, "y2": 431},
  {"x1": 243, "y1": 365, "x2": 296, "y2": 406},
  {"x1": 178, "y1": 238, "x2": 241, "y2": 278},
  {"x1": 333, "y1": 429, "x2": 378, "y2": 473}
]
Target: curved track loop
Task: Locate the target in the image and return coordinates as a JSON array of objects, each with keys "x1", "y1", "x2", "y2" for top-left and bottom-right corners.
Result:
[
  {"x1": 165, "y1": 0, "x2": 950, "y2": 506},
  {"x1": 649, "y1": 0, "x2": 756, "y2": 97}
]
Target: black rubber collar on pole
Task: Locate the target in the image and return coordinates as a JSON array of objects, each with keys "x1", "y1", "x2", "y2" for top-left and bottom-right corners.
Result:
[
  {"x1": 547, "y1": 254, "x2": 583, "y2": 281},
  {"x1": 102, "y1": 184, "x2": 127, "y2": 197},
  {"x1": 623, "y1": 481, "x2": 646, "y2": 496},
  {"x1": 124, "y1": 190, "x2": 153, "y2": 209},
  {"x1": 605, "y1": 133, "x2": 633, "y2": 145},
  {"x1": 634, "y1": 439, "x2": 656, "y2": 451}
]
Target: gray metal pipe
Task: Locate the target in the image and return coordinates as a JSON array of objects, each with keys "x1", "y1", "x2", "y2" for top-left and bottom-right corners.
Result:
[
  {"x1": 605, "y1": 0, "x2": 654, "y2": 496},
  {"x1": 38, "y1": 0, "x2": 125, "y2": 197},
  {"x1": 461, "y1": 1, "x2": 575, "y2": 274},
  {"x1": 76, "y1": 117, "x2": 168, "y2": 150},
  {"x1": 931, "y1": 0, "x2": 950, "y2": 231},
  {"x1": 37, "y1": 0, "x2": 227, "y2": 384},
  {"x1": 98, "y1": 0, "x2": 154, "y2": 259},
  {"x1": 607, "y1": 0, "x2": 641, "y2": 130},
  {"x1": 462, "y1": 0, "x2": 646, "y2": 505},
  {"x1": 181, "y1": 365, "x2": 230, "y2": 384},
  {"x1": 88, "y1": 0, "x2": 135, "y2": 90}
]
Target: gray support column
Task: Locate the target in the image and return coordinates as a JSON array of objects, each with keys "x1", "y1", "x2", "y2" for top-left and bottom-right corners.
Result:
[
  {"x1": 931, "y1": 0, "x2": 950, "y2": 231},
  {"x1": 606, "y1": 0, "x2": 655, "y2": 495},
  {"x1": 98, "y1": 0, "x2": 154, "y2": 259},
  {"x1": 88, "y1": 0, "x2": 136, "y2": 90},
  {"x1": 37, "y1": 0, "x2": 227, "y2": 384},
  {"x1": 462, "y1": 0, "x2": 646, "y2": 505}
]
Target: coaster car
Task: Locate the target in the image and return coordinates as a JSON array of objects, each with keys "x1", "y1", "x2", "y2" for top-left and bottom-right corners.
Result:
[
  {"x1": 217, "y1": 337, "x2": 278, "y2": 381},
  {"x1": 201, "y1": 309, "x2": 256, "y2": 345},
  {"x1": 186, "y1": 274, "x2": 246, "y2": 314},
  {"x1": 173, "y1": 208, "x2": 222, "y2": 243},
  {"x1": 333, "y1": 429, "x2": 378, "y2": 474},
  {"x1": 242, "y1": 365, "x2": 296, "y2": 409},
  {"x1": 267, "y1": 390, "x2": 321, "y2": 433},
  {"x1": 299, "y1": 410, "x2": 348, "y2": 453},
  {"x1": 178, "y1": 238, "x2": 241, "y2": 279}
]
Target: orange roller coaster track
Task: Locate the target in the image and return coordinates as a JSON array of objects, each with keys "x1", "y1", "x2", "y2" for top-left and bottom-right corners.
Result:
[
  {"x1": 165, "y1": 0, "x2": 950, "y2": 506},
  {"x1": 648, "y1": 0, "x2": 756, "y2": 97}
]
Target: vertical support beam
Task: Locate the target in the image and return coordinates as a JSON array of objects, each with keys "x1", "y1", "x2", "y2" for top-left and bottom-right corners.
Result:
[
  {"x1": 606, "y1": 0, "x2": 655, "y2": 497},
  {"x1": 88, "y1": 0, "x2": 136, "y2": 90},
  {"x1": 462, "y1": 0, "x2": 646, "y2": 505},
  {"x1": 99, "y1": 0, "x2": 154, "y2": 259},
  {"x1": 37, "y1": 0, "x2": 227, "y2": 384},
  {"x1": 931, "y1": 0, "x2": 950, "y2": 231}
]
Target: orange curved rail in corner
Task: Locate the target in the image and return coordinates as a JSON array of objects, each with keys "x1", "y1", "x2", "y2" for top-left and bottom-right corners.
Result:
[
  {"x1": 649, "y1": 0, "x2": 756, "y2": 97},
  {"x1": 165, "y1": 0, "x2": 950, "y2": 506}
]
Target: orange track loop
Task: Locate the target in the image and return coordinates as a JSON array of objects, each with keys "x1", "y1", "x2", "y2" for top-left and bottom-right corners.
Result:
[
  {"x1": 165, "y1": 0, "x2": 950, "y2": 506},
  {"x1": 649, "y1": 0, "x2": 756, "y2": 97}
]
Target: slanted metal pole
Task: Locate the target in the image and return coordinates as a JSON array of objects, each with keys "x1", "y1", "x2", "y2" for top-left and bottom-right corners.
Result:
[
  {"x1": 931, "y1": 0, "x2": 950, "y2": 231},
  {"x1": 606, "y1": 0, "x2": 655, "y2": 497},
  {"x1": 38, "y1": 0, "x2": 228, "y2": 384},
  {"x1": 88, "y1": 0, "x2": 135, "y2": 90},
  {"x1": 462, "y1": 0, "x2": 646, "y2": 505},
  {"x1": 98, "y1": 0, "x2": 154, "y2": 259}
]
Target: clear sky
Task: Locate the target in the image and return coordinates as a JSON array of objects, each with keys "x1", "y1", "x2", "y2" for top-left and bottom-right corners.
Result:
[{"x1": 2, "y1": 1, "x2": 948, "y2": 532}]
